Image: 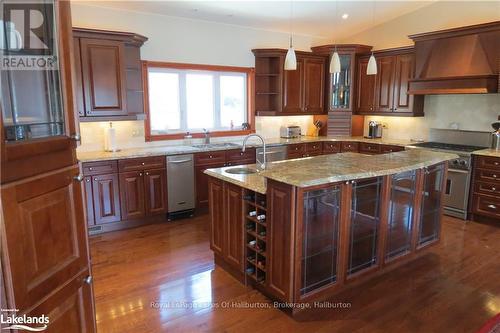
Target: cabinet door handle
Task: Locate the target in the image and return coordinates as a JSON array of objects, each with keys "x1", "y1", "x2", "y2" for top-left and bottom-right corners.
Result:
[
  {"x1": 73, "y1": 174, "x2": 84, "y2": 182},
  {"x1": 139, "y1": 172, "x2": 143, "y2": 176},
  {"x1": 494, "y1": 162, "x2": 498, "y2": 166},
  {"x1": 491, "y1": 187, "x2": 496, "y2": 191},
  {"x1": 93, "y1": 177, "x2": 98, "y2": 182},
  {"x1": 83, "y1": 275, "x2": 93, "y2": 285},
  {"x1": 141, "y1": 162, "x2": 145, "y2": 165},
  {"x1": 145, "y1": 172, "x2": 149, "y2": 176},
  {"x1": 487, "y1": 204, "x2": 497, "y2": 209},
  {"x1": 85, "y1": 178, "x2": 90, "y2": 183},
  {"x1": 493, "y1": 174, "x2": 497, "y2": 178},
  {"x1": 70, "y1": 134, "x2": 81, "y2": 142}
]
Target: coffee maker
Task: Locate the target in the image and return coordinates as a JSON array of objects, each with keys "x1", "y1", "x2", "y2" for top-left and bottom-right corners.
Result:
[{"x1": 367, "y1": 121, "x2": 383, "y2": 139}]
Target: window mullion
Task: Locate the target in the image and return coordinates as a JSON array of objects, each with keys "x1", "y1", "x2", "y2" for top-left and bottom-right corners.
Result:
[
  {"x1": 179, "y1": 72, "x2": 187, "y2": 132},
  {"x1": 214, "y1": 73, "x2": 221, "y2": 130}
]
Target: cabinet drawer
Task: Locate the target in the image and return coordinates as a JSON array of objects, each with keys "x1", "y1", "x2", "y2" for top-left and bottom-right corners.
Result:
[
  {"x1": 475, "y1": 155, "x2": 500, "y2": 170},
  {"x1": 359, "y1": 142, "x2": 381, "y2": 154},
  {"x1": 287, "y1": 151, "x2": 305, "y2": 159},
  {"x1": 195, "y1": 151, "x2": 226, "y2": 166},
  {"x1": 118, "y1": 156, "x2": 165, "y2": 172},
  {"x1": 380, "y1": 145, "x2": 404, "y2": 154},
  {"x1": 341, "y1": 141, "x2": 359, "y2": 153},
  {"x1": 225, "y1": 148, "x2": 256, "y2": 165},
  {"x1": 305, "y1": 142, "x2": 322, "y2": 153},
  {"x1": 474, "y1": 181, "x2": 500, "y2": 197},
  {"x1": 472, "y1": 194, "x2": 500, "y2": 219},
  {"x1": 287, "y1": 144, "x2": 306, "y2": 154},
  {"x1": 322, "y1": 141, "x2": 341, "y2": 154},
  {"x1": 474, "y1": 169, "x2": 500, "y2": 184},
  {"x1": 82, "y1": 160, "x2": 118, "y2": 176}
]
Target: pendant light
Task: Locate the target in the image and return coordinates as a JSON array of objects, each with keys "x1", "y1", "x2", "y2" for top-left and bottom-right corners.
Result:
[
  {"x1": 329, "y1": 0, "x2": 341, "y2": 73},
  {"x1": 284, "y1": 1, "x2": 297, "y2": 70},
  {"x1": 366, "y1": 0, "x2": 377, "y2": 75}
]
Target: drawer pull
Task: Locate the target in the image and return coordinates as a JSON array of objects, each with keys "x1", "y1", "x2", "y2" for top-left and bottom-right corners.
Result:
[
  {"x1": 495, "y1": 162, "x2": 499, "y2": 166},
  {"x1": 141, "y1": 162, "x2": 145, "y2": 165},
  {"x1": 487, "y1": 204, "x2": 497, "y2": 209},
  {"x1": 139, "y1": 172, "x2": 143, "y2": 176},
  {"x1": 89, "y1": 167, "x2": 93, "y2": 171},
  {"x1": 492, "y1": 187, "x2": 496, "y2": 191},
  {"x1": 493, "y1": 174, "x2": 497, "y2": 178},
  {"x1": 209, "y1": 155, "x2": 213, "y2": 159}
]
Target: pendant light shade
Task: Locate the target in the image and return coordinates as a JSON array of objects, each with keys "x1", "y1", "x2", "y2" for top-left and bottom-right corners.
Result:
[
  {"x1": 367, "y1": 53, "x2": 377, "y2": 75},
  {"x1": 284, "y1": 46, "x2": 297, "y2": 70},
  {"x1": 329, "y1": 51, "x2": 341, "y2": 73}
]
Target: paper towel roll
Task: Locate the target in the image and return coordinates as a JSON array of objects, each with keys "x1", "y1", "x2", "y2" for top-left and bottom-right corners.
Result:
[{"x1": 104, "y1": 123, "x2": 117, "y2": 152}]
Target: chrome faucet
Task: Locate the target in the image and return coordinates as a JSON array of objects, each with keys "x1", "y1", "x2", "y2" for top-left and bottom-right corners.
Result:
[
  {"x1": 202, "y1": 128, "x2": 210, "y2": 144},
  {"x1": 242, "y1": 133, "x2": 266, "y2": 169}
]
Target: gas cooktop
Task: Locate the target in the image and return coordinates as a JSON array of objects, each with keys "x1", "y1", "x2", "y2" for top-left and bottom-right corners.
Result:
[{"x1": 411, "y1": 141, "x2": 487, "y2": 153}]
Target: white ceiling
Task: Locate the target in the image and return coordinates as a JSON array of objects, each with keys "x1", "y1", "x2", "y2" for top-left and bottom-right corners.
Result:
[{"x1": 75, "y1": 0, "x2": 437, "y2": 39}]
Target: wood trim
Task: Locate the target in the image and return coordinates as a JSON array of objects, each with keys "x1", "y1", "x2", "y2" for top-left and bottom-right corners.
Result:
[
  {"x1": 142, "y1": 61, "x2": 255, "y2": 141},
  {"x1": 409, "y1": 20, "x2": 500, "y2": 41},
  {"x1": 73, "y1": 27, "x2": 148, "y2": 46}
]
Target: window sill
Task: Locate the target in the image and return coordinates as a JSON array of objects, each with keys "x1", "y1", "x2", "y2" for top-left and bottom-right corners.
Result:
[{"x1": 146, "y1": 129, "x2": 255, "y2": 142}]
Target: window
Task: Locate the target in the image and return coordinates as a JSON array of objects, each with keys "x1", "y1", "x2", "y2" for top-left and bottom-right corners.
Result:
[{"x1": 144, "y1": 62, "x2": 254, "y2": 140}]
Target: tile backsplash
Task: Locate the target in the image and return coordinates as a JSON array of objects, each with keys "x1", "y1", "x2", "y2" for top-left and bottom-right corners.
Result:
[
  {"x1": 364, "y1": 94, "x2": 500, "y2": 141},
  {"x1": 77, "y1": 116, "x2": 314, "y2": 152}
]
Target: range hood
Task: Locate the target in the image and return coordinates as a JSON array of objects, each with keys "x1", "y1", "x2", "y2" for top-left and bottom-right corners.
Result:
[{"x1": 408, "y1": 21, "x2": 500, "y2": 95}]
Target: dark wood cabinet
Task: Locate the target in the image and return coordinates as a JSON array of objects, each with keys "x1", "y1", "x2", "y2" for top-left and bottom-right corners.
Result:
[
  {"x1": 283, "y1": 59, "x2": 304, "y2": 113},
  {"x1": 470, "y1": 155, "x2": 500, "y2": 222},
  {"x1": 341, "y1": 141, "x2": 360, "y2": 153},
  {"x1": 355, "y1": 57, "x2": 376, "y2": 113},
  {"x1": 208, "y1": 177, "x2": 225, "y2": 256},
  {"x1": 1, "y1": 3, "x2": 96, "y2": 330},
  {"x1": 253, "y1": 49, "x2": 327, "y2": 115},
  {"x1": 375, "y1": 56, "x2": 395, "y2": 113},
  {"x1": 224, "y1": 183, "x2": 244, "y2": 270},
  {"x1": 322, "y1": 141, "x2": 341, "y2": 154},
  {"x1": 80, "y1": 38, "x2": 127, "y2": 116},
  {"x1": 359, "y1": 142, "x2": 382, "y2": 155},
  {"x1": 355, "y1": 47, "x2": 424, "y2": 116},
  {"x1": 92, "y1": 173, "x2": 121, "y2": 224},
  {"x1": 303, "y1": 58, "x2": 325, "y2": 113},
  {"x1": 144, "y1": 168, "x2": 168, "y2": 215},
  {"x1": 73, "y1": 28, "x2": 147, "y2": 121},
  {"x1": 119, "y1": 171, "x2": 146, "y2": 220},
  {"x1": 84, "y1": 176, "x2": 95, "y2": 226}
]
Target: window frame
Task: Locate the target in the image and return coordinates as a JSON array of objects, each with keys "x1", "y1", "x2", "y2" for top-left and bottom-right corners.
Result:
[{"x1": 142, "y1": 61, "x2": 255, "y2": 141}]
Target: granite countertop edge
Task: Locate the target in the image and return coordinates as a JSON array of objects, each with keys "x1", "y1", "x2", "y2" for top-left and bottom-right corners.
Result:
[{"x1": 77, "y1": 136, "x2": 418, "y2": 163}]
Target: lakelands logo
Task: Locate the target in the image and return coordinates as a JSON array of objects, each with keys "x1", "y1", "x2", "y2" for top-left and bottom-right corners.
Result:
[
  {"x1": 0, "y1": 1, "x2": 57, "y2": 70},
  {"x1": 1, "y1": 311, "x2": 49, "y2": 331}
]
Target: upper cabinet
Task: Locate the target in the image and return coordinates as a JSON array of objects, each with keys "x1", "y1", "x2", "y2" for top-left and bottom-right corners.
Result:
[
  {"x1": 73, "y1": 28, "x2": 148, "y2": 121},
  {"x1": 252, "y1": 49, "x2": 327, "y2": 116},
  {"x1": 355, "y1": 47, "x2": 424, "y2": 117}
]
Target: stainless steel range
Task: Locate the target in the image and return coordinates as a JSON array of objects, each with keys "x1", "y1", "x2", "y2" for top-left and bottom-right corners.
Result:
[{"x1": 410, "y1": 129, "x2": 490, "y2": 220}]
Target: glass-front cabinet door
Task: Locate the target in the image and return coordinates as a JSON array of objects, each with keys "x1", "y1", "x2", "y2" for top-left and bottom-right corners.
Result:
[
  {"x1": 347, "y1": 177, "x2": 383, "y2": 276},
  {"x1": 1, "y1": 1, "x2": 65, "y2": 141},
  {"x1": 418, "y1": 163, "x2": 445, "y2": 247},
  {"x1": 386, "y1": 170, "x2": 417, "y2": 260},
  {"x1": 299, "y1": 185, "x2": 342, "y2": 297},
  {"x1": 1, "y1": 0, "x2": 77, "y2": 183},
  {"x1": 330, "y1": 53, "x2": 352, "y2": 111}
]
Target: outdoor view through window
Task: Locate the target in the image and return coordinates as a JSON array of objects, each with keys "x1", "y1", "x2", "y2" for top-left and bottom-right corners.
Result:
[{"x1": 147, "y1": 66, "x2": 248, "y2": 136}]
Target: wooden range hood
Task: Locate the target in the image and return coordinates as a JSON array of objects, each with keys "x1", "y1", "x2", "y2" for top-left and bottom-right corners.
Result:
[{"x1": 408, "y1": 21, "x2": 500, "y2": 95}]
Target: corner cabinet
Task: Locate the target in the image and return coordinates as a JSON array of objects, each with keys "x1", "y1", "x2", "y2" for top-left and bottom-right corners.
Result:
[
  {"x1": 355, "y1": 47, "x2": 424, "y2": 116},
  {"x1": 73, "y1": 28, "x2": 148, "y2": 121},
  {"x1": 252, "y1": 49, "x2": 327, "y2": 116}
]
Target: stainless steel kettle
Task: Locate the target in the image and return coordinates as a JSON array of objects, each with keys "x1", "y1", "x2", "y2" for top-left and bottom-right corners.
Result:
[{"x1": 491, "y1": 122, "x2": 500, "y2": 150}]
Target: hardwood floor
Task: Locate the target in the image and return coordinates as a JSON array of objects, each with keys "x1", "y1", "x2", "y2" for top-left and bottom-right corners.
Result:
[{"x1": 89, "y1": 215, "x2": 500, "y2": 333}]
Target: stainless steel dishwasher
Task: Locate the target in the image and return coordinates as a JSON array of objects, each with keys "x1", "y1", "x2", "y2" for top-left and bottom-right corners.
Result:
[{"x1": 166, "y1": 154, "x2": 195, "y2": 219}]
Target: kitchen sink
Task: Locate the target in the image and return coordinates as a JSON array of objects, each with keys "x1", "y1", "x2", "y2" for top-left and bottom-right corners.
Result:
[
  {"x1": 192, "y1": 143, "x2": 240, "y2": 149},
  {"x1": 225, "y1": 167, "x2": 258, "y2": 175}
]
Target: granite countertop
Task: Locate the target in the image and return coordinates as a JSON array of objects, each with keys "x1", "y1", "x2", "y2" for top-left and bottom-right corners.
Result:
[
  {"x1": 472, "y1": 149, "x2": 500, "y2": 158},
  {"x1": 204, "y1": 149, "x2": 458, "y2": 192},
  {"x1": 77, "y1": 136, "x2": 416, "y2": 162}
]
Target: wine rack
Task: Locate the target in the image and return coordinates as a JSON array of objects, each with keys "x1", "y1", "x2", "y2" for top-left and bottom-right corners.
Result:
[{"x1": 243, "y1": 189, "x2": 267, "y2": 285}]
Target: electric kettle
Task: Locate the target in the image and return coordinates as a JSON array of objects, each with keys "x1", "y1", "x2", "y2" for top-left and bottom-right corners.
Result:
[{"x1": 491, "y1": 122, "x2": 500, "y2": 150}]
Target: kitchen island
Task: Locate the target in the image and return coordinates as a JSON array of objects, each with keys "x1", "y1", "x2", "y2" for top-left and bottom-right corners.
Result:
[{"x1": 205, "y1": 149, "x2": 457, "y2": 314}]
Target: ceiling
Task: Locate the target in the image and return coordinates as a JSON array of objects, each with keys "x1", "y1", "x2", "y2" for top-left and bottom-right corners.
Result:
[{"x1": 75, "y1": 1, "x2": 437, "y2": 39}]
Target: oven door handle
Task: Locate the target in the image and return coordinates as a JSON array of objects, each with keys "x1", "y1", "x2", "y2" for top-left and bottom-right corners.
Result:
[{"x1": 447, "y1": 168, "x2": 469, "y2": 174}]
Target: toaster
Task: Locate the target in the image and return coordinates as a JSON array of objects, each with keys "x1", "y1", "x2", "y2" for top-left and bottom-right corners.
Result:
[{"x1": 280, "y1": 126, "x2": 301, "y2": 138}]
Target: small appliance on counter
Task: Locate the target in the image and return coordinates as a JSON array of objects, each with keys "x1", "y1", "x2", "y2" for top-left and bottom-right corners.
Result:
[
  {"x1": 491, "y1": 122, "x2": 500, "y2": 150},
  {"x1": 280, "y1": 125, "x2": 301, "y2": 138},
  {"x1": 366, "y1": 121, "x2": 383, "y2": 139}
]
